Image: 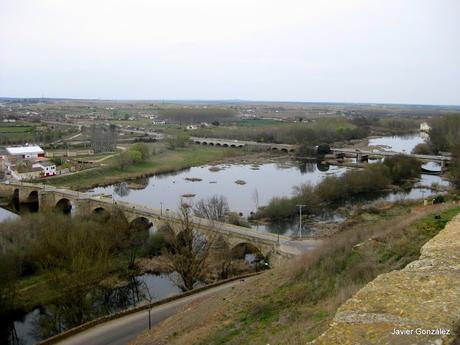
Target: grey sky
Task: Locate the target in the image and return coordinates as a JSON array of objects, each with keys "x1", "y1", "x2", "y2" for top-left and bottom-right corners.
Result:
[{"x1": 1, "y1": 0, "x2": 459, "y2": 105}]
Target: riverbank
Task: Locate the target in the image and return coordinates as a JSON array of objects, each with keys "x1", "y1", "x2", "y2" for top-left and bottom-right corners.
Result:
[
  {"x1": 131, "y1": 202, "x2": 460, "y2": 345},
  {"x1": 42, "y1": 146, "x2": 251, "y2": 190}
]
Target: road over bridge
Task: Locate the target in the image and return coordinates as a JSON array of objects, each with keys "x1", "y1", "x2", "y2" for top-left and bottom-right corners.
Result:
[
  {"x1": 190, "y1": 137, "x2": 297, "y2": 153},
  {"x1": 0, "y1": 182, "x2": 316, "y2": 257},
  {"x1": 330, "y1": 147, "x2": 451, "y2": 168}
]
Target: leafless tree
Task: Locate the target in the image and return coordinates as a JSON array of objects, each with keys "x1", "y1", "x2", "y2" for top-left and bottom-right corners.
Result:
[
  {"x1": 162, "y1": 204, "x2": 216, "y2": 291},
  {"x1": 90, "y1": 124, "x2": 118, "y2": 153},
  {"x1": 193, "y1": 195, "x2": 229, "y2": 221}
]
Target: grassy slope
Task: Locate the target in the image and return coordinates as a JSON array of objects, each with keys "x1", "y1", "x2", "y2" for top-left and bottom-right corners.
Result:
[
  {"x1": 43, "y1": 146, "x2": 244, "y2": 190},
  {"x1": 132, "y1": 203, "x2": 460, "y2": 345}
]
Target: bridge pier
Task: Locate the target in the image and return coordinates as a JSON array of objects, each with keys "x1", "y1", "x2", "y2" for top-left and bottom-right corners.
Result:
[{"x1": 38, "y1": 191, "x2": 56, "y2": 212}]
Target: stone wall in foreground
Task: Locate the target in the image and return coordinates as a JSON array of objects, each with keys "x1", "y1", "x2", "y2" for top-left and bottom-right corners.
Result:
[{"x1": 311, "y1": 214, "x2": 460, "y2": 345}]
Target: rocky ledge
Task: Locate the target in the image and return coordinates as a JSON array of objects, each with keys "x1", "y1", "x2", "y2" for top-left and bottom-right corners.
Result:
[{"x1": 311, "y1": 214, "x2": 460, "y2": 345}]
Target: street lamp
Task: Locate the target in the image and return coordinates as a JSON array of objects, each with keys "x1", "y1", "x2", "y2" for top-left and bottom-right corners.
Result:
[
  {"x1": 160, "y1": 202, "x2": 163, "y2": 216},
  {"x1": 296, "y1": 204, "x2": 306, "y2": 239}
]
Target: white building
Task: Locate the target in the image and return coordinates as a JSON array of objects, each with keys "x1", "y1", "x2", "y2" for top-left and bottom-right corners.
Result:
[
  {"x1": 6, "y1": 146, "x2": 45, "y2": 160},
  {"x1": 32, "y1": 161, "x2": 57, "y2": 177}
]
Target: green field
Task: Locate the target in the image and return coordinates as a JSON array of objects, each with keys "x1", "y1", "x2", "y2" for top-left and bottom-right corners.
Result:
[
  {"x1": 0, "y1": 125, "x2": 36, "y2": 133},
  {"x1": 44, "y1": 146, "x2": 244, "y2": 190}
]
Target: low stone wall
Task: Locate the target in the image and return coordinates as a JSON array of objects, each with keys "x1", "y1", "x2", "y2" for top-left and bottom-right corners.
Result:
[
  {"x1": 37, "y1": 271, "x2": 261, "y2": 345},
  {"x1": 311, "y1": 214, "x2": 460, "y2": 345}
]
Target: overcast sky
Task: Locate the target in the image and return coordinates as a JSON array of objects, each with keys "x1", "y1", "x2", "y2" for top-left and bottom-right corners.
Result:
[{"x1": 0, "y1": 0, "x2": 459, "y2": 105}]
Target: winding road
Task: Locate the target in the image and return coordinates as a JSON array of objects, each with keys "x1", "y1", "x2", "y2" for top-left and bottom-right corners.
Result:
[{"x1": 54, "y1": 278, "x2": 253, "y2": 345}]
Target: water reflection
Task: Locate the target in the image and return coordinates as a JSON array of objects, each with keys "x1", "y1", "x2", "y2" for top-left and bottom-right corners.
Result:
[
  {"x1": 368, "y1": 133, "x2": 425, "y2": 153},
  {"x1": 0, "y1": 273, "x2": 181, "y2": 345},
  {"x1": 113, "y1": 182, "x2": 130, "y2": 197}
]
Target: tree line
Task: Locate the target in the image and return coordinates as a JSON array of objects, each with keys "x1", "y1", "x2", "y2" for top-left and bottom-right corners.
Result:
[
  {"x1": 428, "y1": 114, "x2": 460, "y2": 189},
  {"x1": 260, "y1": 155, "x2": 422, "y2": 221}
]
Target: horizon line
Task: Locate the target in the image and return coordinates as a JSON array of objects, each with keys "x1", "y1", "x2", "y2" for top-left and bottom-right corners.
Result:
[{"x1": 0, "y1": 96, "x2": 459, "y2": 108}]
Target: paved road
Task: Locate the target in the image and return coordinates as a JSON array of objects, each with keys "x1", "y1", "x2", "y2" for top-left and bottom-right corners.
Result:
[{"x1": 55, "y1": 278, "x2": 252, "y2": 345}]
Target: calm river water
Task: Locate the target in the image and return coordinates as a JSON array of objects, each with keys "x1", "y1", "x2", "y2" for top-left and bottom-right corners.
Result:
[{"x1": 88, "y1": 133, "x2": 448, "y2": 235}]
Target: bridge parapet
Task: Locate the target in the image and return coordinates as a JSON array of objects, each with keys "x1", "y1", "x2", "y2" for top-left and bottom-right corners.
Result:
[{"x1": 1, "y1": 182, "x2": 289, "y2": 257}]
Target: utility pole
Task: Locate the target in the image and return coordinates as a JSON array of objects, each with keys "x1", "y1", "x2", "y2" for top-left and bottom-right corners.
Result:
[
  {"x1": 296, "y1": 204, "x2": 306, "y2": 239},
  {"x1": 160, "y1": 202, "x2": 163, "y2": 216}
]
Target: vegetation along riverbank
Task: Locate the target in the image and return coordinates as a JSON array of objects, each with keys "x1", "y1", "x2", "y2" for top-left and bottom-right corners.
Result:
[{"x1": 132, "y1": 202, "x2": 460, "y2": 345}]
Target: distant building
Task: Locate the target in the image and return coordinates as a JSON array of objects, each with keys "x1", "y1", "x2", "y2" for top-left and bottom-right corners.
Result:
[
  {"x1": 186, "y1": 125, "x2": 198, "y2": 130},
  {"x1": 6, "y1": 146, "x2": 45, "y2": 160},
  {"x1": 420, "y1": 122, "x2": 431, "y2": 133}
]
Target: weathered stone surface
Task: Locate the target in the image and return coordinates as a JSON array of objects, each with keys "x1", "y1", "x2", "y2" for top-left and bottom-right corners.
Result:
[{"x1": 311, "y1": 214, "x2": 460, "y2": 345}]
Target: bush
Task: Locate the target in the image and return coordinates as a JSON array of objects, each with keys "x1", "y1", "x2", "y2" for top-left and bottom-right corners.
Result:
[
  {"x1": 227, "y1": 212, "x2": 251, "y2": 228},
  {"x1": 411, "y1": 143, "x2": 433, "y2": 155},
  {"x1": 263, "y1": 197, "x2": 297, "y2": 220},
  {"x1": 432, "y1": 195, "x2": 445, "y2": 204},
  {"x1": 317, "y1": 144, "x2": 331, "y2": 155},
  {"x1": 316, "y1": 176, "x2": 348, "y2": 203},
  {"x1": 383, "y1": 155, "x2": 421, "y2": 183},
  {"x1": 116, "y1": 145, "x2": 149, "y2": 169},
  {"x1": 295, "y1": 144, "x2": 316, "y2": 158},
  {"x1": 131, "y1": 143, "x2": 151, "y2": 161},
  {"x1": 344, "y1": 164, "x2": 391, "y2": 195},
  {"x1": 167, "y1": 132, "x2": 190, "y2": 150},
  {"x1": 144, "y1": 233, "x2": 168, "y2": 257}
]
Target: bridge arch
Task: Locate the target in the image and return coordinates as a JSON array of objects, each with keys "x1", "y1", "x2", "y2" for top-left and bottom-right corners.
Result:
[
  {"x1": 55, "y1": 198, "x2": 73, "y2": 215},
  {"x1": 208, "y1": 142, "x2": 214, "y2": 146},
  {"x1": 92, "y1": 207, "x2": 111, "y2": 222},
  {"x1": 26, "y1": 191, "x2": 39, "y2": 212},
  {"x1": 280, "y1": 148, "x2": 288, "y2": 153},
  {"x1": 230, "y1": 144, "x2": 236, "y2": 148},
  {"x1": 27, "y1": 191, "x2": 39, "y2": 202},
  {"x1": 216, "y1": 143, "x2": 222, "y2": 147},
  {"x1": 222, "y1": 143, "x2": 229, "y2": 147},
  {"x1": 231, "y1": 242, "x2": 265, "y2": 263},
  {"x1": 129, "y1": 216, "x2": 153, "y2": 232},
  {"x1": 201, "y1": 142, "x2": 207, "y2": 145},
  {"x1": 271, "y1": 147, "x2": 279, "y2": 151}
]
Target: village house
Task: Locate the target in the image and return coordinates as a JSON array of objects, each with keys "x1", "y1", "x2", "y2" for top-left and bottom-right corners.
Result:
[{"x1": 32, "y1": 161, "x2": 57, "y2": 177}]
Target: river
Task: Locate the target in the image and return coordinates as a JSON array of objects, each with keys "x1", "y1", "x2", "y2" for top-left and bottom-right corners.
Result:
[{"x1": 88, "y1": 133, "x2": 448, "y2": 236}]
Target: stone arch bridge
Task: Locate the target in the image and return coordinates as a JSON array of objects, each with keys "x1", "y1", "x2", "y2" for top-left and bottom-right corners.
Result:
[
  {"x1": 0, "y1": 182, "x2": 299, "y2": 257},
  {"x1": 190, "y1": 137, "x2": 297, "y2": 153}
]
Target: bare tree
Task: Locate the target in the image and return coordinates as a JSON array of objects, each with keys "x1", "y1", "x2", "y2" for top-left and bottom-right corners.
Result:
[
  {"x1": 193, "y1": 195, "x2": 229, "y2": 221},
  {"x1": 89, "y1": 124, "x2": 118, "y2": 153},
  {"x1": 162, "y1": 204, "x2": 215, "y2": 291}
]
